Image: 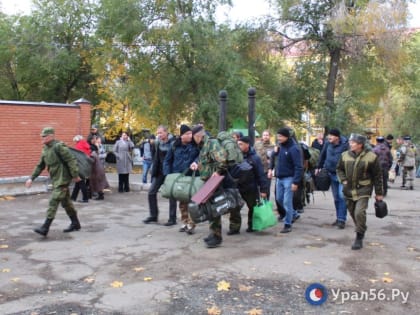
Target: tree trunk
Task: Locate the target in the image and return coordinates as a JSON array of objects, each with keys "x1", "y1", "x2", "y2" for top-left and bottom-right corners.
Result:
[{"x1": 325, "y1": 47, "x2": 341, "y2": 113}]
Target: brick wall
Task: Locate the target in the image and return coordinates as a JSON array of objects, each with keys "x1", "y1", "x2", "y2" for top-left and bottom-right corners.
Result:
[{"x1": 0, "y1": 99, "x2": 91, "y2": 178}]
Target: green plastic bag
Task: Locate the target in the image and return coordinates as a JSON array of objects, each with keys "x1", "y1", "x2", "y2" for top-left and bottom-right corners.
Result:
[{"x1": 252, "y1": 199, "x2": 277, "y2": 231}]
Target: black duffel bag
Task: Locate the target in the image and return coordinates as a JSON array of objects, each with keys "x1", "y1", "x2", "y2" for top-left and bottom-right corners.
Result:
[
  {"x1": 314, "y1": 168, "x2": 331, "y2": 191},
  {"x1": 374, "y1": 200, "x2": 388, "y2": 218},
  {"x1": 188, "y1": 188, "x2": 244, "y2": 223}
]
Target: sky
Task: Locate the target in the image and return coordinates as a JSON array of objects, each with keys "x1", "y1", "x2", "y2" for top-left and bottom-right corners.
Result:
[{"x1": 1, "y1": 0, "x2": 419, "y2": 27}]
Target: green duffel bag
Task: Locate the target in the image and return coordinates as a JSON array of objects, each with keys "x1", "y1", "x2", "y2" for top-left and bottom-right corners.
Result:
[{"x1": 160, "y1": 169, "x2": 204, "y2": 202}]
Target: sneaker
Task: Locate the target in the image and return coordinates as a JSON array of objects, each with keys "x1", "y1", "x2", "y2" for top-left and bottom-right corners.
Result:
[
  {"x1": 143, "y1": 217, "x2": 158, "y2": 224},
  {"x1": 186, "y1": 227, "x2": 195, "y2": 235},
  {"x1": 336, "y1": 221, "x2": 345, "y2": 229},
  {"x1": 164, "y1": 221, "x2": 176, "y2": 226},
  {"x1": 227, "y1": 230, "x2": 240, "y2": 235},
  {"x1": 292, "y1": 215, "x2": 300, "y2": 223},
  {"x1": 280, "y1": 225, "x2": 292, "y2": 233},
  {"x1": 179, "y1": 225, "x2": 187, "y2": 232},
  {"x1": 297, "y1": 208, "x2": 304, "y2": 214},
  {"x1": 205, "y1": 235, "x2": 222, "y2": 248},
  {"x1": 278, "y1": 214, "x2": 285, "y2": 222},
  {"x1": 331, "y1": 220, "x2": 339, "y2": 226}
]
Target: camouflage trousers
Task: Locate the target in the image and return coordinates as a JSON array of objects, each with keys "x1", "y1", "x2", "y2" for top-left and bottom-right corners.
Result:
[
  {"x1": 346, "y1": 197, "x2": 369, "y2": 234},
  {"x1": 179, "y1": 201, "x2": 195, "y2": 229},
  {"x1": 209, "y1": 206, "x2": 242, "y2": 237},
  {"x1": 402, "y1": 166, "x2": 415, "y2": 188},
  {"x1": 47, "y1": 185, "x2": 77, "y2": 219}
]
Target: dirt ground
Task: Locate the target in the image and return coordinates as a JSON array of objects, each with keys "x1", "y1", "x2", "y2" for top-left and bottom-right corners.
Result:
[{"x1": 0, "y1": 175, "x2": 419, "y2": 315}]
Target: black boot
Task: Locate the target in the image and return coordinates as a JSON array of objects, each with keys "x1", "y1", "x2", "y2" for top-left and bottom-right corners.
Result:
[
  {"x1": 34, "y1": 218, "x2": 53, "y2": 236},
  {"x1": 351, "y1": 232, "x2": 364, "y2": 250},
  {"x1": 63, "y1": 214, "x2": 81, "y2": 233},
  {"x1": 94, "y1": 192, "x2": 104, "y2": 200}
]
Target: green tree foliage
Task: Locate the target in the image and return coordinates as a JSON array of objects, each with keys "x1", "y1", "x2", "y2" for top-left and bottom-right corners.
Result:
[
  {"x1": 384, "y1": 32, "x2": 420, "y2": 141},
  {"x1": 270, "y1": 0, "x2": 410, "y2": 133}
]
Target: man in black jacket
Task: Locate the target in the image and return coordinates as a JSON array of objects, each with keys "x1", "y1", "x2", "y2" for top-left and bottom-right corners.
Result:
[
  {"x1": 232, "y1": 136, "x2": 268, "y2": 233},
  {"x1": 143, "y1": 125, "x2": 175, "y2": 225}
]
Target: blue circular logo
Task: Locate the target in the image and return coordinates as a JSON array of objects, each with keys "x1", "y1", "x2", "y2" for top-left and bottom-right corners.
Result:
[{"x1": 305, "y1": 283, "x2": 328, "y2": 305}]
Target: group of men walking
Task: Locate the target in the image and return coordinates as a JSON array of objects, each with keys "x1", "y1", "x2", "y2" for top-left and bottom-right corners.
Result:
[{"x1": 27, "y1": 124, "x2": 416, "y2": 252}]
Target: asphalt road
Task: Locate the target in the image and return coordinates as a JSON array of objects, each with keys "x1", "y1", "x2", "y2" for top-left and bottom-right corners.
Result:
[{"x1": 0, "y1": 175, "x2": 419, "y2": 315}]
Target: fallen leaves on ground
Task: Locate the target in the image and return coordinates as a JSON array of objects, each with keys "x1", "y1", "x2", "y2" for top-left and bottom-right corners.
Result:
[
  {"x1": 368, "y1": 279, "x2": 379, "y2": 283},
  {"x1": 382, "y1": 277, "x2": 394, "y2": 283},
  {"x1": 11, "y1": 277, "x2": 20, "y2": 282},
  {"x1": 246, "y1": 308, "x2": 263, "y2": 315},
  {"x1": 238, "y1": 284, "x2": 252, "y2": 292},
  {"x1": 84, "y1": 277, "x2": 95, "y2": 283},
  {"x1": 2, "y1": 268, "x2": 11, "y2": 273},
  {"x1": 143, "y1": 277, "x2": 153, "y2": 281},
  {"x1": 217, "y1": 280, "x2": 230, "y2": 291},
  {"x1": 110, "y1": 280, "x2": 123, "y2": 288},
  {"x1": 133, "y1": 267, "x2": 145, "y2": 272},
  {"x1": 0, "y1": 244, "x2": 9, "y2": 249},
  {"x1": 303, "y1": 261, "x2": 312, "y2": 265},
  {"x1": 207, "y1": 305, "x2": 221, "y2": 315}
]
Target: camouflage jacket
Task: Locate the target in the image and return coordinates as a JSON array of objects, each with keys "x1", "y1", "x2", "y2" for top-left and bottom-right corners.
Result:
[
  {"x1": 254, "y1": 140, "x2": 275, "y2": 173},
  {"x1": 31, "y1": 140, "x2": 79, "y2": 188},
  {"x1": 336, "y1": 148, "x2": 383, "y2": 200},
  {"x1": 197, "y1": 134, "x2": 227, "y2": 181}
]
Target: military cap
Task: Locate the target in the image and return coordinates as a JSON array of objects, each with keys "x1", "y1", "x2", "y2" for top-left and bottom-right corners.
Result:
[
  {"x1": 376, "y1": 136, "x2": 385, "y2": 142},
  {"x1": 40, "y1": 127, "x2": 55, "y2": 137},
  {"x1": 349, "y1": 133, "x2": 366, "y2": 145}
]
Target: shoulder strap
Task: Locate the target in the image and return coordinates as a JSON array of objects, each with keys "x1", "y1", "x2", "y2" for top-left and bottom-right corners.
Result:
[{"x1": 54, "y1": 142, "x2": 71, "y2": 174}]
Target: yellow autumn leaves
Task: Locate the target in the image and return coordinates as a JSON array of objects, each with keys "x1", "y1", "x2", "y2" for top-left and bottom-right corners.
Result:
[
  {"x1": 108, "y1": 266, "x2": 151, "y2": 288},
  {"x1": 206, "y1": 280, "x2": 263, "y2": 315}
]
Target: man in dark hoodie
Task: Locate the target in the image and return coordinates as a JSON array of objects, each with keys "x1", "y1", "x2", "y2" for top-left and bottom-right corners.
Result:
[
  {"x1": 373, "y1": 136, "x2": 393, "y2": 196},
  {"x1": 268, "y1": 128, "x2": 303, "y2": 233},
  {"x1": 234, "y1": 136, "x2": 268, "y2": 233},
  {"x1": 316, "y1": 128, "x2": 348, "y2": 229}
]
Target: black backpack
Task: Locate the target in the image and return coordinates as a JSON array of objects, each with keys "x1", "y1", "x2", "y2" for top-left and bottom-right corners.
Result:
[{"x1": 314, "y1": 169, "x2": 331, "y2": 191}]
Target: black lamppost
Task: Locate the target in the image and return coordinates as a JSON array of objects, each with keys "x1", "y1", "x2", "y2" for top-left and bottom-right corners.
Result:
[
  {"x1": 248, "y1": 87, "x2": 256, "y2": 146},
  {"x1": 219, "y1": 90, "x2": 227, "y2": 132}
]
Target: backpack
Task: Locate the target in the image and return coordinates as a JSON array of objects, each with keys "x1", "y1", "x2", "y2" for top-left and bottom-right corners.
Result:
[
  {"x1": 216, "y1": 131, "x2": 243, "y2": 166},
  {"x1": 307, "y1": 147, "x2": 320, "y2": 170},
  {"x1": 54, "y1": 143, "x2": 93, "y2": 179},
  {"x1": 215, "y1": 131, "x2": 254, "y2": 184}
]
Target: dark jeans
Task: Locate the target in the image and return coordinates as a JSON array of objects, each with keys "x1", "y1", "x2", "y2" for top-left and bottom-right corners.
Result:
[
  {"x1": 239, "y1": 189, "x2": 259, "y2": 229},
  {"x1": 147, "y1": 174, "x2": 165, "y2": 219},
  {"x1": 71, "y1": 179, "x2": 89, "y2": 201},
  {"x1": 118, "y1": 174, "x2": 130, "y2": 192}
]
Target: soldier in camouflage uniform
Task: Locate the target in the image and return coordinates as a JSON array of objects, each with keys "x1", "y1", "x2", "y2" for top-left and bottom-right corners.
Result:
[
  {"x1": 399, "y1": 136, "x2": 417, "y2": 190},
  {"x1": 190, "y1": 125, "x2": 228, "y2": 248},
  {"x1": 336, "y1": 134, "x2": 383, "y2": 250},
  {"x1": 254, "y1": 130, "x2": 275, "y2": 199},
  {"x1": 25, "y1": 127, "x2": 82, "y2": 236}
]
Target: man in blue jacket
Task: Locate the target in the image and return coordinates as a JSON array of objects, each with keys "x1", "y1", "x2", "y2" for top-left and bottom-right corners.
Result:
[
  {"x1": 163, "y1": 124, "x2": 200, "y2": 232},
  {"x1": 316, "y1": 128, "x2": 348, "y2": 229},
  {"x1": 268, "y1": 128, "x2": 303, "y2": 233}
]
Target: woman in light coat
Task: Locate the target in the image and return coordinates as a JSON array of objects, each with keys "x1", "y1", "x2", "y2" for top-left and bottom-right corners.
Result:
[{"x1": 113, "y1": 132, "x2": 134, "y2": 192}]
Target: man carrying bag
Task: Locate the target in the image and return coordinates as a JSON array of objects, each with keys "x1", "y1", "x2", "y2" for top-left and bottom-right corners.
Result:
[{"x1": 162, "y1": 124, "x2": 200, "y2": 232}]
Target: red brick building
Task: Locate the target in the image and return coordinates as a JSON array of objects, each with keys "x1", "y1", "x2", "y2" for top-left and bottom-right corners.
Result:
[{"x1": 0, "y1": 99, "x2": 91, "y2": 182}]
